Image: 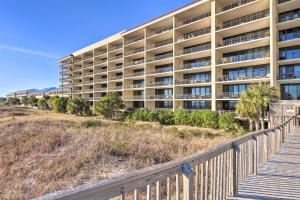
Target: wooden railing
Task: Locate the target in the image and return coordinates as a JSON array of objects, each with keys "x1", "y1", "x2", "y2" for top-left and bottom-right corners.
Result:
[{"x1": 37, "y1": 117, "x2": 296, "y2": 200}]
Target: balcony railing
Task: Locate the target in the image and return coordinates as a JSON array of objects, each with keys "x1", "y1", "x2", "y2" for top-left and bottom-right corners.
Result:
[
  {"x1": 95, "y1": 60, "x2": 107, "y2": 65},
  {"x1": 176, "y1": 94, "x2": 212, "y2": 99},
  {"x1": 83, "y1": 72, "x2": 94, "y2": 76},
  {"x1": 278, "y1": 11, "x2": 300, "y2": 23},
  {"x1": 217, "y1": 51, "x2": 270, "y2": 65},
  {"x1": 175, "y1": 78, "x2": 211, "y2": 85},
  {"x1": 147, "y1": 25, "x2": 173, "y2": 38},
  {"x1": 176, "y1": 60, "x2": 211, "y2": 70},
  {"x1": 279, "y1": 72, "x2": 300, "y2": 80},
  {"x1": 96, "y1": 78, "x2": 108, "y2": 83},
  {"x1": 176, "y1": 43, "x2": 211, "y2": 56},
  {"x1": 94, "y1": 68, "x2": 107, "y2": 74},
  {"x1": 217, "y1": 110, "x2": 236, "y2": 116},
  {"x1": 73, "y1": 66, "x2": 82, "y2": 71},
  {"x1": 125, "y1": 35, "x2": 145, "y2": 45},
  {"x1": 83, "y1": 80, "x2": 94, "y2": 84},
  {"x1": 125, "y1": 47, "x2": 145, "y2": 56},
  {"x1": 277, "y1": 0, "x2": 291, "y2": 4},
  {"x1": 124, "y1": 95, "x2": 144, "y2": 100},
  {"x1": 148, "y1": 67, "x2": 173, "y2": 75},
  {"x1": 83, "y1": 55, "x2": 93, "y2": 61},
  {"x1": 83, "y1": 63, "x2": 93, "y2": 68},
  {"x1": 177, "y1": 12, "x2": 211, "y2": 27},
  {"x1": 124, "y1": 71, "x2": 145, "y2": 78},
  {"x1": 217, "y1": 30, "x2": 270, "y2": 47},
  {"x1": 176, "y1": 27, "x2": 211, "y2": 42},
  {"x1": 148, "y1": 38, "x2": 173, "y2": 50},
  {"x1": 147, "y1": 95, "x2": 173, "y2": 99},
  {"x1": 109, "y1": 76, "x2": 123, "y2": 81},
  {"x1": 74, "y1": 58, "x2": 82, "y2": 63},
  {"x1": 73, "y1": 82, "x2": 83, "y2": 86},
  {"x1": 109, "y1": 44, "x2": 123, "y2": 52},
  {"x1": 82, "y1": 89, "x2": 94, "y2": 93},
  {"x1": 218, "y1": 72, "x2": 270, "y2": 81},
  {"x1": 109, "y1": 65, "x2": 123, "y2": 71},
  {"x1": 94, "y1": 88, "x2": 107, "y2": 92},
  {"x1": 124, "y1": 83, "x2": 144, "y2": 89},
  {"x1": 217, "y1": 92, "x2": 241, "y2": 99},
  {"x1": 147, "y1": 52, "x2": 173, "y2": 62},
  {"x1": 109, "y1": 55, "x2": 123, "y2": 61},
  {"x1": 124, "y1": 59, "x2": 145, "y2": 67},
  {"x1": 111, "y1": 86, "x2": 123, "y2": 90},
  {"x1": 217, "y1": 0, "x2": 256, "y2": 13},
  {"x1": 147, "y1": 81, "x2": 173, "y2": 87},
  {"x1": 216, "y1": 10, "x2": 269, "y2": 30},
  {"x1": 94, "y1": 50, "x2": 107, "y2": 56}
]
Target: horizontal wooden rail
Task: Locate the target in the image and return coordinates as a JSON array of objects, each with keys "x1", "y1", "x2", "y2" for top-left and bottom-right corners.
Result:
[{"x1": 36, "y1": 116, "x2": 296, "y2": 200}]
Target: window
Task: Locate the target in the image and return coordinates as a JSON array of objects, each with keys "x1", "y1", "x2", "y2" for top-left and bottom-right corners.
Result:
[
  {"x1": 155, "y1": 89, "x2": 173, "y2": 96},
  {"x1": 279, "y1": 27, "x2": 300, "y2": 41},
  {"x1": 279, "y1": 64, "x2": 300, "y2": 79},
  {"x1": 183, "y1": 101, "x2": 211, "y2": 110},
  {"x1": 223, "y1": 46, "x2": 270, "y2": 63},
  {"x1": 279, "y1": 46, "x2": 300, "y2": 60},
  {"x1": 155, "y1": 76, "x2": 173, "y2": 84},
  {"x1": 223, "y1": 101, "x2": 237, "y2": 110},
  {"x1": 281, "y1": 84, "x2": 300, "y2": 100},
  {"x1": 183, "y1": 57, "x2": 211, "y2": 69},
  {"x1": 184, "y1": 72, "x2": 211, "y2": 81},
  {"x1": 183, "y1": 42, "x2": 211, "y2": 54},
  {"x1": 223, "y1": 65, "x2": 269, "y2": 80},
  {"x1": 155, "y1": 101, "x2": 173, "y2": 108},
  {"x1": 278, "y1": 9, "x2": 300, "y2": 23},
  {"x1": 223, "y1": 84, "x2": 248, "y2": 94},
  {"x1": 184, "y1": 87, "x2": 211, "y2": 96}
]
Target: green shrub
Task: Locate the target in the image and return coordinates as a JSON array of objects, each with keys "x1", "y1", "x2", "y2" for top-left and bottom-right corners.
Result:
[
  {"x1": 219, "y1": 112, "x2": 245, "y2": 136},
  {"x1": 28, "y1": 96, "x2": 38, "y2": 107},
  {"x1": 79, "y1": 120, "x2": 102, "y2": 128},
  {"x1": 6, "y1": 97, "x2": 21, "y2": 106},
  {"x1": 21, "y1": 96, "x2": 29, "y2": 106},
  {"x1": 188, "y1": 111, "x2": 203, "y2": 126},
  {"x1": 67, "y1": 98, "x2": 90, "y2": 116},
  {"x1": 130, "y1": 108, "x2": 159, "y2": 122},
  {"x1": 38, "y1": 98, "x2": 48, "y2": 110},
  {"x1": 52, "y1": 97, "x2": 68, "y2": 113},
  {"x1": 173, "y1": 109, "x2": 189, "y2": 125},
  {"x1": 200, "y1": 110, "x2": 219, "y2": 128},
  {"x1": 94, "y1": 92, "x2": 125, "y2": 119},
  {"x1": 157, "y1": 109, "x2": 175, "y2": 125}
]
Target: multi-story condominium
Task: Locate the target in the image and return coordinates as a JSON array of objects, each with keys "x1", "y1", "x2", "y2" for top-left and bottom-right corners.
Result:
[
  {"x1": 59, "y1": 0, "x2": 300, "y2": 114},
  {"x1": 6, "y1": 88, "x2": 69, "y2": 99}
]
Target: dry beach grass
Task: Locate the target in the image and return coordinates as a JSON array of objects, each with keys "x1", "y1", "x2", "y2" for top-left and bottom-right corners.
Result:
[{"x1": 0, "y1": 107, "x2": 230, "y2": 199}]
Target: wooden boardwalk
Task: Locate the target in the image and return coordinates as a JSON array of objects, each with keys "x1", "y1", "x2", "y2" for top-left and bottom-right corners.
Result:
[{"x1": 229, "y1": 126, "x2": 300, "y2": 200}]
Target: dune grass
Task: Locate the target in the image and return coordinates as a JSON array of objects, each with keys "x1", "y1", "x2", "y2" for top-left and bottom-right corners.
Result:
[{"x1": 0, "y1": 107, "x2": 230, "y2": 199}]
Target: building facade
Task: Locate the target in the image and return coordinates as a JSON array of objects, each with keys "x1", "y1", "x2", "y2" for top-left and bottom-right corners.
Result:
[{"x1": 59, "y1": 0, "x2": 300, "y2": 114}]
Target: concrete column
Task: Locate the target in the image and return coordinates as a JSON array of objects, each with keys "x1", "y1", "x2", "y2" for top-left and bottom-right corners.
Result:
[
  {"x1": 270, "y1": 0, "x2": 278, "y2": 88},
  {"x1": 211, "y1": 0, "x2": 217, "y2": 111}
]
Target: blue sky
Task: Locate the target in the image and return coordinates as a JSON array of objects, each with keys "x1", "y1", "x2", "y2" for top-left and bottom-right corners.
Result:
[{"x1": 0, "y1": 0, "x2": 191, "y2": 97}]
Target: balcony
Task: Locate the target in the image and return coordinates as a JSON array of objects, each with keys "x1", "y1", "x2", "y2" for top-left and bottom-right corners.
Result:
[
  {"x1": 109, "y1": 76, "x2": 123, "y2": 81},
  {"x1": 217, "y1": 30, "x2": 270, "y2": 48},
  {"x1": 82, "y1": 89, "x2": 94, "y2": 93},
  {"x1": 124, "y1": 71, "x2": 145, "y2": 78},
  {"x1": 124, "y1": 59, "x2": 145, "y2": 67},
  {"x1": 147, "y1": 81, "x2": 173, "y2": 87},
  {"x1": 94, "y1": 60, "x2": 107, "y2": 66},
  {"x1": 111, "y1": 86, "x2": 123, "y2": 91},
  {"x1": 124, "y1": 95, "x2": 144, "y2": 100},
  {"x1": 83, "y1": 80, "x2": 94, "y2": 85},
  {"x1": 73, "y1": 90, "x2": 82, "y2": 94},
  {"x1": 73, "y1": 82, "x2": 83, "y2": 86},
  {"x1": 83, "y1": 71, "x2": 94, "y2": 76},
  {"x1": 279, "y1": 72, "x2": 300, "y2": 80},
  {"x1": 278, "y1": 10, "x2": 300, "y2": 23},
  {"x1": 125, "y1": 36, "x2": 145, "y2": 46},
  {"x1": 217, "y1": 51, "x2": 270, "y2": 65},
  {"x1": 147, "y1": 39, "x2": 173, "y2": 51},
  {"x1": 83, "y1": 55, "x2": 93, "y2": 61},
  {"x1": 94, "y1": 50, "x2": 107, "y2": 57},
  {"x1": 94, "y1": 68, "x2": 107, "y2": 74},
  {"x1": 217, "y1": 92, "x2": 241, "y2": 99},
  {"x1": 109, "y1": 65, "x2": 123, "y2": 72},
  {"x1": 176, "y1": 94, "x2": 211, "y2": 99},
  {"x1": 147, "y1": 95, "x2": 173, "y2": 100},
  {"x1": 217, "y1": 72, "x2": 270, "y2": 82},
  {"x1": 73, "y1": 66, "x2": 82, "y2": 71},
  {"x1": 216, "y1": 10, "x2": 269, "y2": 36},
  {"x1": 109, "y1": 55, "x2": 123, "y2": 62},
  {"x1": 125, "y1": 47, "x2": 145, "y2": 57},
  {"x1": 94, "y1": 88, "x2": 107, "y2": 92},
  {"x1": 148, "y1": 67, "x2": 173, "y2": 75},
  {"x1": 217, "y1": 0, "x2": 256, "y2": 13},
  {"x1": 175, "y1": 78, "x2": 210, "y2": 85},
  {"x1": 124, "y1": 83, "x2": 144, "y2": 89},
  {"x1": 176, "y1": 60, "x2": 211, "y2": 71},
  {"x1": 147, "y1": 25, "x2": 173, "y2": 38},
  {"x1": 74, "y1": 58, "x2": 82, "y2": 64},
  {"x1": 176, "y1": 12, "x2": 211, "y2": 28},
  {"x1": 95, "y1": 78, "x2": 107, "y2": 83},
  {"x1": 176, "y1": 43, "x2": 211, "y2": 57},
  {"x1": 109, "y1": 44, "x2": 123, "y2": 52},
  {"x1": 147, "y1": 52, "x2": 173, "y2": 63},
  {"x1": 176, "y1": 27, "x2": 211, "y2": 43}
]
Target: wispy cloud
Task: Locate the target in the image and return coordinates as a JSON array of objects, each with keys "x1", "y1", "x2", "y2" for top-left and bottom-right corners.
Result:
[{"x1": 0, "y1": 44, "x2": 58, "y2": 59}]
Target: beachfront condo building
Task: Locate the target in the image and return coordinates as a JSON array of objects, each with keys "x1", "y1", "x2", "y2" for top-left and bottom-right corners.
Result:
[{"x1": 59, "y1": 0, "x2": 300, "y2": 114}]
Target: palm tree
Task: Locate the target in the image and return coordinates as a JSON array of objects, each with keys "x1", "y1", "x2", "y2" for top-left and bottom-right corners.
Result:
[
  {"x1": 236, "y1": 82, "x2": 277, "y2": 130},
  {"x1": 236, "y1": 90, "x2": 258, "y2": 131}
]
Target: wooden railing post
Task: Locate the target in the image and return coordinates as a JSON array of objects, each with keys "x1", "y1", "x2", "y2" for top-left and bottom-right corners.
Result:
[
  {"x1": 182, "y1": 163, "x2": 193, "y2": 200},
  {"x1": 252, "y1": 136, "x2": 257, "y2": 175},
  {"x1": 232, "y1": 142, "x2": 239, "y2": 197}
]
